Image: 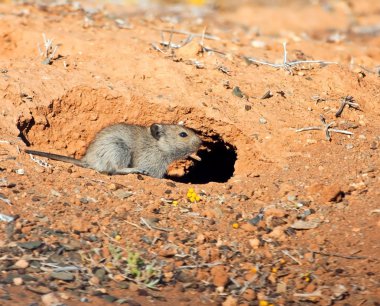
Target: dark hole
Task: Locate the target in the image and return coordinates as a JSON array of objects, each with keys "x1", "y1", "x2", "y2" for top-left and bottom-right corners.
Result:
[
  {"x1": 170, "y1": 134, "x2": 237, "y2": 184},
  {"x1": 16, "y1": 117, "x2": 35, "y2": 146}
]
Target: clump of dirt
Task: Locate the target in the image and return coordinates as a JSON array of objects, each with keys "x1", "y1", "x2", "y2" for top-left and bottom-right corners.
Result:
[{"x1": 0, "y1": 1, "x2": 379, "y2": 305}]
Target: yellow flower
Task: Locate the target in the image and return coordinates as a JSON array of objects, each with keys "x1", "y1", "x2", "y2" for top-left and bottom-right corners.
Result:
[
  {"x1": 114, "y1": 235, "x2": 121, "y2": 241},
  {"x1": 105, "y1": 262, "x2": 114, "y2": 269},
  {"x1": 187, "y1": 188, "x2": 201, "y2": 203},
  {"x1": 172, "y1": 200, "x2": 178, "y2": 206},
  {"x1": 232, "y1": 222, "x2": 239, "y2": 229},
  {"x1": 259, "y1": 301, "x2": 268, "y2": 306}
]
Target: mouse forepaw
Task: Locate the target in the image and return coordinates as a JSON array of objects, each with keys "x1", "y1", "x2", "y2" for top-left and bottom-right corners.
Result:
[{"x1": 112, "y1": 168, "x2": 150, "y2": 176}]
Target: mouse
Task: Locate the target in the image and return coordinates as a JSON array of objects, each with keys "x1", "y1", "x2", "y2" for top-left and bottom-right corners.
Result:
[{"x1": 25, "y1": 123, "x2": 202, "y2": 178}]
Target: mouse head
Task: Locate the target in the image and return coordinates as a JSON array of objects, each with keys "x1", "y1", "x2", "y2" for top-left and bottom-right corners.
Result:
[{"x1": 150, "y1": 124, "x2": 202, "y2": 159}]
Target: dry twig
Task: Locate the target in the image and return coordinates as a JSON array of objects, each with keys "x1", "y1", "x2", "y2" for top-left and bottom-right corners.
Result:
[
  {"x1": 335, "y1": 95, "x2": 360, "y2": 117},
  {"x1": 0, "y1": 194, "x2": 12, "y2": 206},
  {"x1": 151, "y1": 29, "x2": 193, "y2": 53},
  {"x1": 246, "y1": 42, "x2": 337, "y2": 73},
  {"x1": 310, "y1": 249, "x2": 367, "y2": 260},
  {"x1": 282, "y1": 250, "x2": 302, "y2": 265},
  {"x1": 0, "y1": 213, "x2": 14, "y2": 222},
  {"x1": 152, "y1": 27, "x2": 224, "y2": 56},
  {"x1": 38, "y1": 33, "x2": 59, "y2": 65},
  {"x1": 140, "y1": 217, "x2": 173, "y2": 232},
  {"x1": 296, "y1": 115, "x2": 353, "y2": 141},
  {"x1": 176, "y1": 261, "x2": 223, "y2": 270},
  {"x1": 154, "y1": 28, "x2": 220, "y2": 41}
]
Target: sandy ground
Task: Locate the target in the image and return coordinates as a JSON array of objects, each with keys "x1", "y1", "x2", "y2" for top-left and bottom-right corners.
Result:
[{"x1": 0, "y1": 0, "x2": 379, "y2": 305}]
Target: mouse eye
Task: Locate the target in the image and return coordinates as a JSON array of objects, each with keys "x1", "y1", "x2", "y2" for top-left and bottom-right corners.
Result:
[{"x1": 179, "y1": 132, "x2": 188, "y2": 138}]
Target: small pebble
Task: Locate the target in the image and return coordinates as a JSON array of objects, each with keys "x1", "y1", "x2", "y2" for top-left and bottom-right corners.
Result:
[
  {"x1": 13, "y1": 277, "x2": 23, "y2": 286},
  {"x1": 41, "y1": 292, "x2": 61, "y2": 306},
  {"x1": 51, "y1": 271, "x2": 75, "y2": 281},
  {"x1": 15, "y1": 169, "x2": 25, "y2": 175},
  {"x1": 15, "y1": 259, "x2": 29, "y2": 269},
  {"x1": 18, "y1": 241, "x2": 42, "y2": 250},
  {"x1": 259, "y1": 117, "x2": 267, "y2": 124}
]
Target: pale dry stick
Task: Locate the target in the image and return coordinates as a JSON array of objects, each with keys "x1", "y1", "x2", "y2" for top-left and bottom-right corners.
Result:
[
  {"x1": 152, "y1": 29, "x2": 193, "y2": 53},
  {"x1": 40, "y1": 262, "x2": 81, "y2": 272},
  {"x1": 176, "y1": 261, "x2": 223, "y2": 270},
  {"x1": 125, "y1": 220, "x2": 147, "y2": 232},
  {"x1": 293, "y1": 288, "x2": 327, "y2": 298},
  {"x1": 198, "y1": 26, "x2": 226, "y2": 55},
  {"x1": 140, "y1": 217, "x2": 154, "y2": 230},
  {"x1": 351, "y1": 24, "x2": 380, "y2": 35},
  {"x1": 0, "y1": 194, "x2": 12, "y2": 206},
  {"x1": 121, "y1": 274, "x2": 161, "y2": 291},
  {"x1": 0, "y1": 256, "x2": 48, "y2": 261},
  {"x1": 281, "y1": 250, "x2": 302, "y2": 265},
  {"x1": 246, "y1": 42, "x2": 337, "y2": 72},
  {"x1": 140, "y1": 217, "x2": 173, "y2": 232},
  {"x1": 335, "y1": 95, "x2": 360, "y2": 117},
  {"x1": 0, "y1": 213, "x2": 14, "y2": 222},
  {"x1": 296, "y1": 115, "x2": 354, "y2": 141},
  {"x1": 229, "y1": 277, "x2": 241, "y2": 288},
  {"x1": 153, "y1": 28, "x2": 221, "y2": 41},
  {"x1": 309, "y1": 249, "x2": 367, "y2": 260},
  {"x1": 38, "y1": 33, "x2": 59, "y2": 65},
  {"x1": 239, "y1": 274, "x2": 258, "y2": 295}
]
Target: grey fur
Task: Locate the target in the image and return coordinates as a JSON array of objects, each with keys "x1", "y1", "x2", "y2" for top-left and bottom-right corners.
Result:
[{"x1": 25, "y1": 123, "x2": 202, "y2": 178}]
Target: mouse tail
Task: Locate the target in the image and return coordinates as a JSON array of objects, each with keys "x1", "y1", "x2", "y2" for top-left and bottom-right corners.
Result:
[{"x1": 25, "y1": 149, "x2": 87, "y2": 168}]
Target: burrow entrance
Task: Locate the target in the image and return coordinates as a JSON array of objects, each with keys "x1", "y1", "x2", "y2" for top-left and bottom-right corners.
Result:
[
  {"x1": 169, "y1": 134, "x2": 237, "y2": 184},
  {"x1": 16, "y1": 87, "x2": 237, "y2": 184}
]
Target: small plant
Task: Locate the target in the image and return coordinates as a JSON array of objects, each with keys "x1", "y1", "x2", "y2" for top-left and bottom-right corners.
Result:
[
  {"x1": 38, "y1": 33, "x2": 59, "y2": 65},
  {"x1": 108, "y1": 244, "x2": 162, "y2": 289},
  {"x1": 124, "y1": 250, "x2": 161, "y2": 289}
]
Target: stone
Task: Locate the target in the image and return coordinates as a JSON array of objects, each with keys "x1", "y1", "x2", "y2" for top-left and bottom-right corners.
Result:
[
  {"x1": 265, "y1": 208, "x2": 286, "y2": 218},
  {"x1": 41, "y1": 292, "x2": 61, "y2": 306},
  {"x1": 211, "y1": 266, "x2": 229, "y2": 287},
  {"x1": 222, "y1": 295, "x2": 238, "y2": 306},
  {"x1": 50, "y1": 271, "x2": 75, "y2": 281},
  {"x1": 113, "y1": 190, "x2": 133, "y2": 199},
  {"x1": 291, "y1": 220, "x2": 320, "y2": 230},
  {"x1": 276, "y1": 282, "x2": 287, "y2": 293},
  {"x1": 242, "y1": 289, "x2": 256, "y2": 300},
  {"x1": 268, "y1": 226, "x2": 286, "y2": 241},
  {"x1": 94, "y1": 268, "x2": 107, "y2": 282},
  {"x1": 102, "y1": 295, "x2": 117, "y2": 303},
  {"x1": 249, "y1": 238, "x2": 260, "y2": 249},
  {"x1": 14, "y1": 259, "x2": 29, "y2": 269},
  {"x1": 89, "y1": 276, "x2": 100, "y2": 286},
  {"x1": 241, "y1": 222, "x2": 256, "y2": 232},
  {"x1": 13, "y1": 277, "x2": 23, "y2": 286},
  {"x1": 18, "y1": 241, "x2": 42, "y2": 250}
]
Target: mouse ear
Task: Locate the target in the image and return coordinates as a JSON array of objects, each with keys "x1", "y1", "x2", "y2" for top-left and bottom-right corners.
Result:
[{"x1": 150, "y1": 124, "x2": 164, "y2": 140}]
